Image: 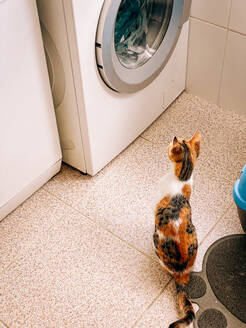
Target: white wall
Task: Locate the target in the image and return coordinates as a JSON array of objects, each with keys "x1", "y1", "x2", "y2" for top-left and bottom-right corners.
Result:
[{"x1": 186, "y1": 0, "x2": 246, "y2": 116}]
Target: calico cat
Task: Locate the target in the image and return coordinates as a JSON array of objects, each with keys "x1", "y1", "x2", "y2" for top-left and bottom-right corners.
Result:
[{"x1": 153, "y1": 132, "x2": 201, "y2": 328}]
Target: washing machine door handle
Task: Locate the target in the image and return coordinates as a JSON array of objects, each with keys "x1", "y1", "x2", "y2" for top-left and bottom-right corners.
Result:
[{"x1": 96, "y1": 0, "x2": 191, "y2": 94}]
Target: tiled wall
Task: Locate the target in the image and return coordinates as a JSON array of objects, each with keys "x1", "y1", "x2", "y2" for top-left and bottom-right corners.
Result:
[{"x1": 186, "y1": 0, "x2": 246, "y2": 116}]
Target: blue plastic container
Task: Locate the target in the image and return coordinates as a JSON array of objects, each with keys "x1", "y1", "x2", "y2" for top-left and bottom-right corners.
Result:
[{"x1": 233, "y1": 164, "x2": 246, "y2": 232}]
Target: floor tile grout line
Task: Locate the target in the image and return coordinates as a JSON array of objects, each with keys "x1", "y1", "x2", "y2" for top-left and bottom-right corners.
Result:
[
  {"x1": 41, "y1": 188, "x2": 156, "y2": 261},
  {"x1": 216, "y1": 175, "x2": 235, "y2": 184},
  {"x1": 139, "y1": 135, "x2": 156, "y2": 144},
  {"x1": 199, "y1": 201, "x2": 234, "y2": 247},
  {"x1": 0, "y1": 318, "x2": 10, "y2": 328},
  {"x1": 130, "y1": 277, "x2": 173, "y2": 328}
]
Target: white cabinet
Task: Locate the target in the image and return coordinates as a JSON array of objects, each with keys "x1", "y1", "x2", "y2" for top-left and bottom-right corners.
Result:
[{"x1": 0, "y1": 0, "x2": 62, "y2": 220}]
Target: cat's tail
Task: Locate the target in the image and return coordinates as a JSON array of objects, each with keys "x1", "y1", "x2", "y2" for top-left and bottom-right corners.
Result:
[{"x1": 168, "y1": 282, "x2": 195, "y2": 328}]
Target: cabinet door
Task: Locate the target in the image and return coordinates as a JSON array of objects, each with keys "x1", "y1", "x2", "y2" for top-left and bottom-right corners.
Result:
[{"x1": 0, "y1": 0, "x2": 61, "y2": 210}]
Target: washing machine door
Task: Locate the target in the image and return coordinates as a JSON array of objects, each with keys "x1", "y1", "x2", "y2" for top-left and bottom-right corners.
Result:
[{"x1": 96, "y1": 0, "x2": 191, "y2": 93}]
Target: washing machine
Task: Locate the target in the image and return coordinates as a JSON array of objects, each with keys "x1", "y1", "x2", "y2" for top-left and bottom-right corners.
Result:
[{"x1": 37, "y1": 0, "x2": 191, "y2": 176}]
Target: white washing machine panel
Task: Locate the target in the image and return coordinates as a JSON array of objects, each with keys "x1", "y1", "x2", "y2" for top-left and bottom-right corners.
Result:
[
  {"x1": 37, "y1": 0, "x2": 87, "y2": 172},
  {"x1": 37, "y1": 0, "x2": 191, "y2": 175}
]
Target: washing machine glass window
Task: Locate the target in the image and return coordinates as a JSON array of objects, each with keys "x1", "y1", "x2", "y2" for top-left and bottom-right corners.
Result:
[
  {"x1": 114, "y1": 0, "x2": 173, "y2": 69},
  {"x1": 96, "y1": 0, "x2": 190, "y2": 93}
]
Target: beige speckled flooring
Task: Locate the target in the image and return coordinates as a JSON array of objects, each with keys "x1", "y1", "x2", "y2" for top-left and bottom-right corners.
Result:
[{"x1": 0, "y1": 92, "x2": 245, "y2": 328}]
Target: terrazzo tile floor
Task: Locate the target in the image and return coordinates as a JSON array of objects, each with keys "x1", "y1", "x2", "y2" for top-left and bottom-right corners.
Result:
[{"x1": 0, "y1": 92, "x2": 245, "y2": 328}]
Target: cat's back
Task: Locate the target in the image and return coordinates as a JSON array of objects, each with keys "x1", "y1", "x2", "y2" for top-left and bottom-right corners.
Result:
[
  {"x1": 154, "y1": 175, "x2": 197, "y2": 274},
  {"x1": 155, "y1": 191, "x2": 191, "y2": 236}
]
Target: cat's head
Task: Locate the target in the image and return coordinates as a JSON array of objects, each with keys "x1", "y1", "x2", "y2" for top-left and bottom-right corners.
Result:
[{"x1": 168, "y1": 132, "x2": 201, "y2": 180}]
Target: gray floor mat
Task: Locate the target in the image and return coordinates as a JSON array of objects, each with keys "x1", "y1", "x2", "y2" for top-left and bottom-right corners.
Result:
[{"x1": 187, "y1": 234, "x2": 246, "y2": 328}]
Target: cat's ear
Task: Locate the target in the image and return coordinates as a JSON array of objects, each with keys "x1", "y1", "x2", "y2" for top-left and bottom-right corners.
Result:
[
  {"x1": 172, "y1": 137, "x2": 182, "y2": 155},
  {"x1": 189, "y1": 132, "x2": 201, "y2": 158}
]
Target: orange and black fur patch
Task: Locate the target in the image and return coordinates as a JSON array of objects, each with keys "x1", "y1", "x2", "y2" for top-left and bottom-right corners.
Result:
[{"x1": 154, "y1": 132, "x2": 201, "y2": 328}]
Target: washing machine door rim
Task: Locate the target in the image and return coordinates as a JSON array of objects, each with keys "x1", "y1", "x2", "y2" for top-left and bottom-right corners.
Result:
[{"x1": 96, "y1": 0, "x2": 191, "y2": 93}]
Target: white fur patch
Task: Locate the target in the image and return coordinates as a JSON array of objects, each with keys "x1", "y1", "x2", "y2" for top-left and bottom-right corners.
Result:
[
  {"x1": 173, "y1": 217, "x2": 182, "y2": 230},
  {"x1": 157, "y1": 230, "x2": 165, "y2": 239},
  {"x1": 155, "y1": 165, "x2": 193, "y2": 205},
  {"x1": 157, "y1": 231, "x2": 180, "y2": 244}
]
